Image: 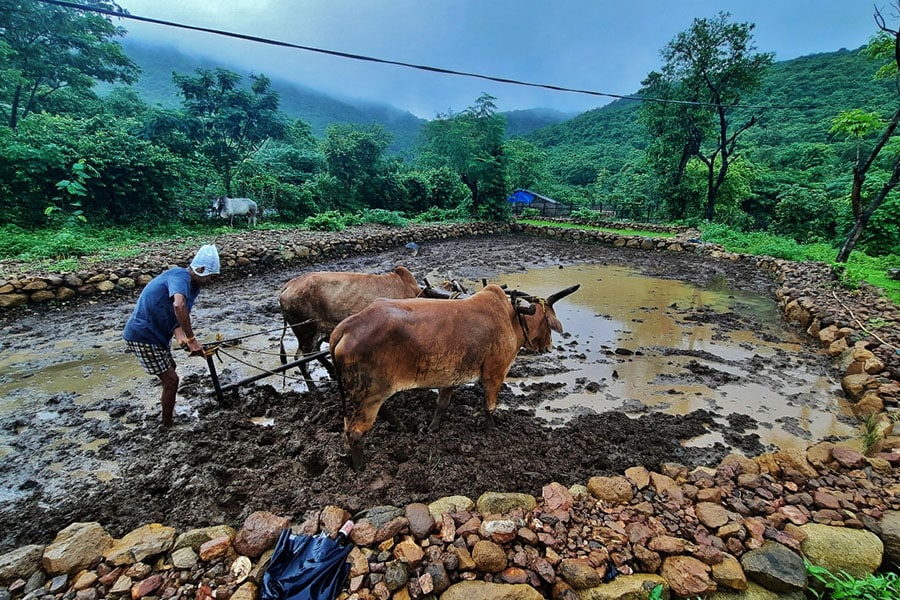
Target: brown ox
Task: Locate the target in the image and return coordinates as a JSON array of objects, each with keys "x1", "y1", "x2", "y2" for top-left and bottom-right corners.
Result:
[
  {"x1": 278, "y1": 266, "x2": 422, "y2": 389},
  {"x1": 330, "y1": 283, "x2": 580, "y2": 470}
]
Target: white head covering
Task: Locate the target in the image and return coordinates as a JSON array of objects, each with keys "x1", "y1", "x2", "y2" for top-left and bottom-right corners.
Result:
[{"x1": 190, "y1": 244, "x2": 220, "y2": 276}]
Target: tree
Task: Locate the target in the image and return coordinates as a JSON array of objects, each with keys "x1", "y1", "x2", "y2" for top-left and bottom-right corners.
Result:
[
  {"x1": 0, "y1": 0, "x2": 138, "y2": 129},
  {"x1": 834, "y1": 4, "x2": 900, "y2": 262},
  {"x1": 640, "y1": 12, "x2": 772, "y2": 221},
  {"x1": 423, "y1": 93, "x2": 508, "y2": 220},
  {"x1": 173, "y1": 68, "x2": 287, "y2": 195},
  {"x1": 320, "y1": 124, "x2": 392, "y2": 211},
  {"x1": 504, "y1": 138, "x2": 545, "y2": 191}
]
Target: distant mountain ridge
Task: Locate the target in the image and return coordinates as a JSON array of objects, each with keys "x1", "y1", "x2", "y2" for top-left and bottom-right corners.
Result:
[{"x1": 110, "y1": 38, "x2": 577, "y2": 155}]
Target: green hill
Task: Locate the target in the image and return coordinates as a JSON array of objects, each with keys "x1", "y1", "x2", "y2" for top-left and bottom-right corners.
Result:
[{"x1": 523, "y1": 47, "x2": 896, "y2": 190}]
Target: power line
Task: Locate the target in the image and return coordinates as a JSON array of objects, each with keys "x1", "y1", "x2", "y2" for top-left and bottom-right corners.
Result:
[{"x1": 37, "y1": 0, "x2": 814, "y2": 112}]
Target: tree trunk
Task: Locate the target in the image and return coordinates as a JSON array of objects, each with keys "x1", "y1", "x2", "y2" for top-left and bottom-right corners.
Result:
[
  {"x1": 461, "y1": 174, "x2": 479, "y2": 216},
  {"x1": 704, "y1": 161, "x2": 717, "y2": 221},
  {"x1": 836, "y1": 154, "x2": 900, "y2": 262},
  {"x1": 9, "y1": 85, "x2": 22, "y2": 129},
  {"x1": 850, "y1": 106, "x2": 900, "y2": 220}
]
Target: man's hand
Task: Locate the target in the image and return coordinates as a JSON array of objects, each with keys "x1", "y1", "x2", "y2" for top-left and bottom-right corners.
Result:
[
  {"x1": 185, "y1": 336, "x2": 204, "y2": 356},
  {"x1": 176, "y1": 331, "x2": 204, "y2": 356}
]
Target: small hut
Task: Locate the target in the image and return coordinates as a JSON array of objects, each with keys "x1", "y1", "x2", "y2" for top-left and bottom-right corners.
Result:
[{"x1": 506, "y1": 188, "x2": 567, "y2": 217}]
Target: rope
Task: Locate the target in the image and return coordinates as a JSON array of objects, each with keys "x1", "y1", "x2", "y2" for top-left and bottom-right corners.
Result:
[
  {"x1": 209, "y1": 320, "x2": 314, "y2": 344},
  {"x1": 216, "y1": 346, "x2": 334, "y2": 386}
]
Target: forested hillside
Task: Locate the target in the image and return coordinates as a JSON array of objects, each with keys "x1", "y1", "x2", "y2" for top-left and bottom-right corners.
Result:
[{"x1": 522, "y1": 47, "x2": 899, "y2": 250}]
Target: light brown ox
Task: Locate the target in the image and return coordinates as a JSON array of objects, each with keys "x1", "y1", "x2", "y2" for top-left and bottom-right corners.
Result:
[
  {"x1": 330, "y1": 283, "x2": 580, "y2": 470},
  {"x1": 278, "y1": 266, "x2": 422, "y2": 389}
]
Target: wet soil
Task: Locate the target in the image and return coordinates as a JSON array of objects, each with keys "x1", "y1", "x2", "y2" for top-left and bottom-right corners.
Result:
[{"x1": 0, "y1": 234, "x2": 820, "y2": 552}]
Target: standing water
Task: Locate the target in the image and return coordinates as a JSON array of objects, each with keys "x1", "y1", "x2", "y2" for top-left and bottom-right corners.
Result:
[{"x1": 494, "y1": 263, "x2": 857, "y2": 451}]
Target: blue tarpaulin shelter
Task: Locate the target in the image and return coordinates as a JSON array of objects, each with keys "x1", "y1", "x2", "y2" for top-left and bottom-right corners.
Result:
[
  {"x1": 507, "y1": 189, "x2": 536, "y2": 205},
  {"x1": 507, "y1": 188, "x2": 568, "y2": 216}
]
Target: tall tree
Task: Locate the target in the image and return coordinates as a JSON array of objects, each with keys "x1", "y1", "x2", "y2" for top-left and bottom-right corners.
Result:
[
  {"x1": 423, "y1": 93, "x2": 508, "y2": 220},
  {"x1": 173, "y1": 68, "x2": 287, "y2": 195},
  {"x1": 640, "y1": 12, "x2": 772, "y2": 221},
  {"x1": 0, "y1": 0, "x2": 138, "y2": 129},
  {"x1": 834, "y1": 4, "x2": 900, "y2": 262}
]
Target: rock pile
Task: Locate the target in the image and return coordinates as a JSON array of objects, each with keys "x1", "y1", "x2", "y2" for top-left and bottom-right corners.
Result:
[{"x1": 1, "y1": 443, "x2": 897, "y2": 600}]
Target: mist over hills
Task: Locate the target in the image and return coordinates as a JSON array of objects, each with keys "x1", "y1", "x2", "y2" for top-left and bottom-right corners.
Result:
[
  {"x1": 111, "y1": 39, "x2": 577, "y2": 154},
  {"x1": 108, "y1": 37, "x2": 887, "y2": 169}
]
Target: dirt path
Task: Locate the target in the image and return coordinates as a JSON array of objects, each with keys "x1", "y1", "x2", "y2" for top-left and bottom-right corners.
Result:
[{"x1": 0, "y1": 234, "x2": 836, "y2": 552}]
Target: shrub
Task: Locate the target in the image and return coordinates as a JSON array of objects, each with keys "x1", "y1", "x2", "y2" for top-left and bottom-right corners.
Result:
[
  {"x1": 302, "y1": 211, "x2": 346, "y2": 231},
  {"x1": 358, "y1": 208, "x2": 408, "y2": 227},
  {"x1": 411, "y1": 205, "x2": 468, "y2": 223}
]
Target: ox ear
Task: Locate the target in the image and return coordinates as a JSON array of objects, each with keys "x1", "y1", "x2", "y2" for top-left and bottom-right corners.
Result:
[
  {"x1": 546, "y1": 284, "x2": 580, "y2": 306},
  {"x1": 545, "y1": 311, "x2": 563, "y2": 334}
]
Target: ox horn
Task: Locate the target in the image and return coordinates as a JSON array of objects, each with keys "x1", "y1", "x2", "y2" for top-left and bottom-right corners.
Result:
[
  {"x1": 546, "y1": 284, "x2": 581, "y2": 306},
  {"x1": 506, "y1": 289, "x2": 536, "y2": 301}
]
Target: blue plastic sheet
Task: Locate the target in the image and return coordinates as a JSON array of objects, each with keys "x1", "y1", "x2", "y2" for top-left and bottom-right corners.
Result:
[{"x1": 260, "y1": 528, "x2": 352, "y2": 600}]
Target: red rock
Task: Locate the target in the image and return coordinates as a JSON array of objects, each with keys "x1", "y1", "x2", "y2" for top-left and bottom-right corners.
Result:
[
  {"x1": 813, "y1": 490, "x2": 841, "y2": 510},
  {"x1": 542, "y1": 482, "x2": 574, "y2": 511},
  {"x1": 661, "y1": 555, "x2": 717, "y2": 597},
  {"x1": 198, "y1": 536, "x2": 231, "y2": 562},
  {"x1": 131, "y1": 574, "x2": 162, "y2": 600}
]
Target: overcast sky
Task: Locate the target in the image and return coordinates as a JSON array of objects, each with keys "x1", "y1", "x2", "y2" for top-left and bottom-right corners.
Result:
[{"x1": 117, "y1": 1, "x2": 882, "y2": 119}]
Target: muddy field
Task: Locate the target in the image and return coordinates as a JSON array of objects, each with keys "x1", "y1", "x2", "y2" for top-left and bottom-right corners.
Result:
[{"x1": 0, "y1": 234, "x2": 849, "y2": 552}]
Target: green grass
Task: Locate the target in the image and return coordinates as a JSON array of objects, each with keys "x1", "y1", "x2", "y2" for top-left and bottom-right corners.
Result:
[
  {"x1": 519, "y1": 218, "x2": 678, "y2": 239},
  {"x1": 806, "y1": 561, "x2": 899, "y2": 600},
  {"x1": 698, "y1": 223, "x2": 900, "y2": 305}
]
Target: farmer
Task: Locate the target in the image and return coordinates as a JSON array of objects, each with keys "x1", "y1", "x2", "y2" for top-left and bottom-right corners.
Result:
[{"x1": 123, "y1": 244, "x2": 220, "y2": 427}]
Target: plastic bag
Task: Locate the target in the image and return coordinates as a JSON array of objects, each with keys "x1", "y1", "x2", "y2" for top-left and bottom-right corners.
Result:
[{"x1": 259, "y1": 528, "x2": 352, "y2": 600}]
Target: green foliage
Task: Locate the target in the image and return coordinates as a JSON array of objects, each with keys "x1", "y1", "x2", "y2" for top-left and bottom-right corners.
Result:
[
  {"x1": 858, "y1": 189, "x2": 900, "y2": 256},
  {"x1": 640, "y1": 12, "x2": 773, "y2": 221},
  {"x1": 423, "y1": 94, "x2": 508, "y2": 220},
  {"x1": 648, "y1": 583, "x2": 665, "y2": 600},
  {"x1": 302, "y1": 210, "x2": 347, "y2": 231},
  {"x1": 321, "y1": 123, "x2": 393, "y2": 211},
  {"x1": 44, "y1": 159, "x2": 95, "y2": 228},
  {"x1": 700, "y1": 223, "x2": 900, "y2": 304},
  {"x1": 357, "y1": 208, "x2": 408, "y2": 227},
  {"x1": 410, "y1": 204, "x2": 469, "y2": 223},
  {"x1": 770, "y1": 184, "x2": 842, "y2": 243},
  {"x1": 521, "y1": 219, "x2": 677, "y2": 239},
  {"x1": 521, "y1": 207, "x2": 541, "y2": 218},
  {"x1": 173, "y1": 68, "x2": 288, "y2": 194},
  {"x1": 830, "y1": 108, "x2": 884, "y2": 140},
  {"x1": 700, "y1": 222, "x2": 836, "y2": 260},
  {"x1": 860, "y1": 414, "x2": 882, "y2": 456},
  {"x1": 0, "y1": 0, "x2": 138, "y2": 129},
  {"x1": 806, "y1": 561, "x2": 899, "y2": 600}
]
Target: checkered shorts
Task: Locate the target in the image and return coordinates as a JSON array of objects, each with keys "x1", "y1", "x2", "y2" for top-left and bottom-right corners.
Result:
[{"x1": 125, "y1": 340, "x2": 175, "y2": 376}]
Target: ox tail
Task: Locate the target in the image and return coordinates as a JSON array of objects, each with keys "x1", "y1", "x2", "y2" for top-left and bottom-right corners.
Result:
[
  {"x1": 330, "y1": 330, "x2": 348, "y2": 422},
  {"x1": 279, "y1": 316, "x2": 288, "y2": 366}
]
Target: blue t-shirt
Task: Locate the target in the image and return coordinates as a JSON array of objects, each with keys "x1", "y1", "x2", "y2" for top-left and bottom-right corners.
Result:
[{"x1": 123, "y1": 267, "x2": 200, "y2": 347}]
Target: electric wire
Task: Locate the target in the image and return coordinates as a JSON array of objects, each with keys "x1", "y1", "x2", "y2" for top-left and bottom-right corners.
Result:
[{"x1": 36, "y1": 0, "x2": 817, "y2": 112}]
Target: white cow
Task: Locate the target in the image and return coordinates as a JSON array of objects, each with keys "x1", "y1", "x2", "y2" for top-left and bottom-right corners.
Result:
[{"x1": 213, "y1": 196, "x2": 258, "y2": 227}]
